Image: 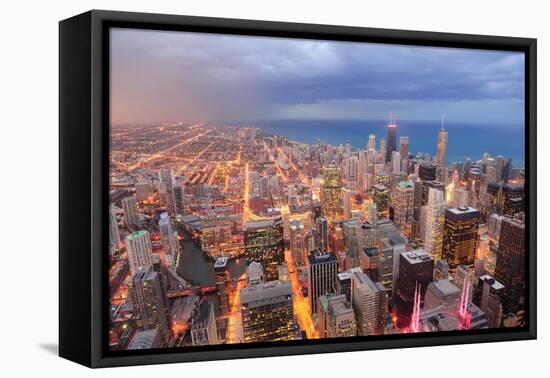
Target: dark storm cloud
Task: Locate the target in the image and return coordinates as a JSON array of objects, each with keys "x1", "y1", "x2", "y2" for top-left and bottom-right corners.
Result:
[{"x1": 110, "y1": 28, "x2": 524, "y2": 125}]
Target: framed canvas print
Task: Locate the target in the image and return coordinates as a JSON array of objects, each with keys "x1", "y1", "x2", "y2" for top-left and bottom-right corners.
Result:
[{"x1": 59, "y1": 10, "x2": 536, "y2": 368}]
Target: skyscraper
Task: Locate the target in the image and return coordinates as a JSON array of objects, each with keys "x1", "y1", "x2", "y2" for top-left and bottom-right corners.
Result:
[
  {"x1": 494, "y1": 214, "x2": 525, "y2": 313},
  {"x1": 109, "y1": 204, "x2": 120, "y2": 252},
  {"x1": 441, "y1": 207, "x2": 480, "y2": 275},
  {"x1": 320, "y1": 165, "x2": 343, "y2": 222},
  {"x1": 395, "y1": 249, "x2": 434, "y2": 328},
  {"x1": 307, "y1": 249, "x2": 338, "y2": 314},
  {"x1": 373, "y1": 184, "x2": 390, "y2": 220},
  {"x1": 214, "y1": 256, "x2": 229, "y2": 315},
  {"x1": 121, "y1": 195, "x2": 139, "y2": 226},
  {"x1": 318, "y1": 294, "x2": 357, "y2": 338},
  {"x1": 436, "y1": 115, "x2": 448, "y2": 183},
  {"x1": 289, "y1": 219, "x2": 306, "y2": 266},
  {"x1": 423, "y1": 188, "x2": 446, "y2": 260},
  {"x1": 191, "y1": 300, "x2": 219, "y2": 346},
  {"x1": 351, "y1": 269, "x2": 388, "y2": 336},
  {"x1": 125, "y1": 230, "x2": 153, "y2": 275},
  {"x1": 315, "y1": 216, "x2": 329, "y2": 253},
  {"x1": 390, "y1": 181, "x2": 415, "y2": 239},
  {"x1": 130, "y1": 266, "x2": 171, "y2": 342},
  {"x1": 240, "y1": 280, "x2": 295, "y2": 342},
  {"x1": 386, "y1": 117, "x2": 397, "y2": 163},
  {"x1": 367, "y1": 134, "x2": 376, "y2": 153},
  {"x1": 243, "y1": 218, "x2": 285, "y2": 281},
  {"x1": 158, "y1": 212, "x2": 178, "y2": 265},
  {"x1": 342, "y1": 187, "x2": 353, "y2": 220}
]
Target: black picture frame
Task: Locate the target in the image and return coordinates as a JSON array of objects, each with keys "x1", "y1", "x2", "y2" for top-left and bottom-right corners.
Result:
[{"x1": 59, "y1": 9, "x2": 537, "y2": 368}]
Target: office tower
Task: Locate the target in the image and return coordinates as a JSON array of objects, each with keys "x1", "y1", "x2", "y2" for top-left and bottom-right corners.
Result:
[
  {"x1": 158, "y1": 168, "x2": 174, "y2": 190},
  {"x1": 191, "y1": 300, "x2": 219, "y2": 346},
  {"x1": 386, "y1": 117, "x2": 397, "y2": 163},
  {"x1": 121, "y1": 195, "x2": 139, "y2": 226},
  {"x1": 158, "y1": 182, "x2": 173, "y2": 213},
  {"x1": 351, "y1": 269, "x2": 388, "y2": 336},
  {"x1": 433, "y1": 259, "x2": 450, "y2": 281},
  {"x1": 130, "y1": 266, "x2": 171, "y2": 341},
  {"x1": 240, "y1": 281, "x2": 294, "y2": 342},
  {"x1": 127, "y1": 328, "x2": 161, "y2": 350},
  {"x1": 109, "y1": 204, "x2": 120, "y2": 251},
  {"x1": 494, "y1": 215, "x2": 526, "y2": 313},
  {"x1": 424, "y1": 279, "x2": 461, "y2": 312},
  {"x1": 345, "y1": 156, "x2": 358, "y2": 189},
  {"x1": 125, "y1": 230, "x2": 153, "y2": 275},
  {"x1": 315, "y1": 216, "x2": 329, "y2": 253},
  {"x1": 336, "y1": 269, "x2": 358, "y2": 303},
  {"x1": 289, "y1": 219, "x2": 306, "y2": 266},
  {"x1": 360, "y1": 247, "x2": 380, "y2": 282},
  {"x1": 320, "y1": 165, "x2": 343, "y2": 222},
  {"x1": 342, "y1": 187, "x2": 352, "y2": 220},
  {"x1": 158, "y1": 212, "x2": 178, "y2": 265},
  {"x1": 423, "y1": 188, "x2": 446, "y2": 260},
  {"x1": 243, "y1": 218, "x2": 285, "y2": 281},
  {"x1": 367, "y1": 134, "x2": 376, "y2": 153},
  {"x1": 171, "y1": 183, "x2": 185, "y2": 215},
  {"x1": 373, "y1": 184, "x2": 390, "y2": 220},
  {"x1": 214, "y1": 257, "x2": 229, "y2": 315},
  {"x1": 135, "y1": 180, "x2": 151, "y2": 202},
  {"x1": 379, "y1": 138, "x2": 386, "y2": 162},
  {"x1": 342, "y1": 220, "x2": 362, "y2": 269},
  {"x1": 495, "y1": 155, "x2": 512, "y2": 182},
  {"x1": 436, "y1": 116, "x2": 448, "y2": 183},
  {"x1": 442, "y1": 207, "x2": 480, "y2": 275},
  {"x1": 419, "y1": 162, "x2": 437, "y2": 181},
  {"x1": 390, "y1": 181, "x2": 415, "y2": 238},
  {"x1": 399, "y1": 136, "x2": 409, "y2": 160},
  {"x1": 479, "y1": 275, "x2": 505, "y2": 327},
  {"x1": 307, "y1": 249, "x2": 338, "y2": 314},
  {"x1": 246, "y1": 261, "x2": 265, "y2": 286},
  {"x1": 395, "y1": 249, "x2": 434, "y2": 328},
  {"x1": 391, "y1": 151, "x2": 402, "y2": 174},
  {"x1": 502, "y1": 184, "x2": 524, "y2": 217},
  {"x1": 318, "y1": 294, "x2": 357, "y2": 338},
  {"x1": 201, "y1": 217, "x2": 232, "y2": 253}
]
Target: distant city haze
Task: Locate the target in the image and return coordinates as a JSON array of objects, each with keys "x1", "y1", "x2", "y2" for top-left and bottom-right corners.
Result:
[{"x1": 110, "y1": 28, "x2": 525, "y2": 127}]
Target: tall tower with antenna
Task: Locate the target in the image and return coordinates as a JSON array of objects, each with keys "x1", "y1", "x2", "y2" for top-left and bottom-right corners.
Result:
[
  {"x1": 436, "y1": 114, "x2": 448, "y2": 183},
  {"x1": 386, "y1": 112, "x2": 397, "y2": 163}
]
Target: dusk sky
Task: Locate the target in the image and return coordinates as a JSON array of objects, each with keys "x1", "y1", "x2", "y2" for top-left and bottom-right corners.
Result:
[{"x1": 110, "y1": 28, "x2": 525, "y2": 127}]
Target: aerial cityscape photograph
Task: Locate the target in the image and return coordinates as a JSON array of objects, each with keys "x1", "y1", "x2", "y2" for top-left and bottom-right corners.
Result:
[{"x1": 108, "y1": 28, "x2": 527, "y2": 351}]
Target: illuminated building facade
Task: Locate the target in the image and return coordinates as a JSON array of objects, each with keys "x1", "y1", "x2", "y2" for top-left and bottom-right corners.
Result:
[
  {"x1": 240, "y1": 280, "x2": 295, "y2": 342},
  {"x1": 394, "y1": 249, "x2": 434, "y2": 328},
  {"x1": 441, "y1": 207, "x2": 480, "y2": 275},
  {"x1": 130, "y1": 266, "x2": 171, "y2": 342},
  {"x1": 121, "y1": 195, "x2": 139, "y2": 226},
  {"x1": 373, "y1": 184, "x2": 390, "y2": 220},
  {"x1": 351, "y1": 269, "x2": 388, "y2": 336},
  {"x1": 318, "y1": 294, "x2": 357, "y2": 338},
  {"x1": 214, "y1": 257, "x2": 229, "y2": 315},
  {"x1": 125, "y1": 230, "x2": 153, "y2": 275},
  {"x1": 320, "y1": 165, "x2": 343, "y2": 222},
  {"x1": 436, "y1": 118, "x2": 448, "y2": 183},
  {"x1": 244, "y1": 218, "x2": 285, "y2": 281},
  {"x1": 494, "y1": 214, "x2": 526, "y2": 313},
  {"x1": 390, "y1": 181, "x2": 415, "y2": 239},
  {"x1": 423, "y1": 188, "x2": 446, "y2": 260},
  {"x1": 307, "y1": 249, "x2": 338, "y2": 314}
]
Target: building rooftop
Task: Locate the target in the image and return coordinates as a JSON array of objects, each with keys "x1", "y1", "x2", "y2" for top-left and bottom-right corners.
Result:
[
  {"x1": 127, "y1": 327, "x2": 159, "y2": 350},
  {"x1": 240, "y1": 280, "x2": 291, "y2": 305},
  {"x1": 480, "y1": 275, "x2": 505, "y2": 290},
  {"x1": 401, "y1": 249, "x2": 434, "y2": 265},
  {"x1": 446, "y1": 206, "x2": 480, "y2": 216},
  {"x1": 429, "y1": 279, "x2": 460, "y2": 297},
  {"x1": 214, "y1": 256, "x2": 228, "y2": 269}
]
